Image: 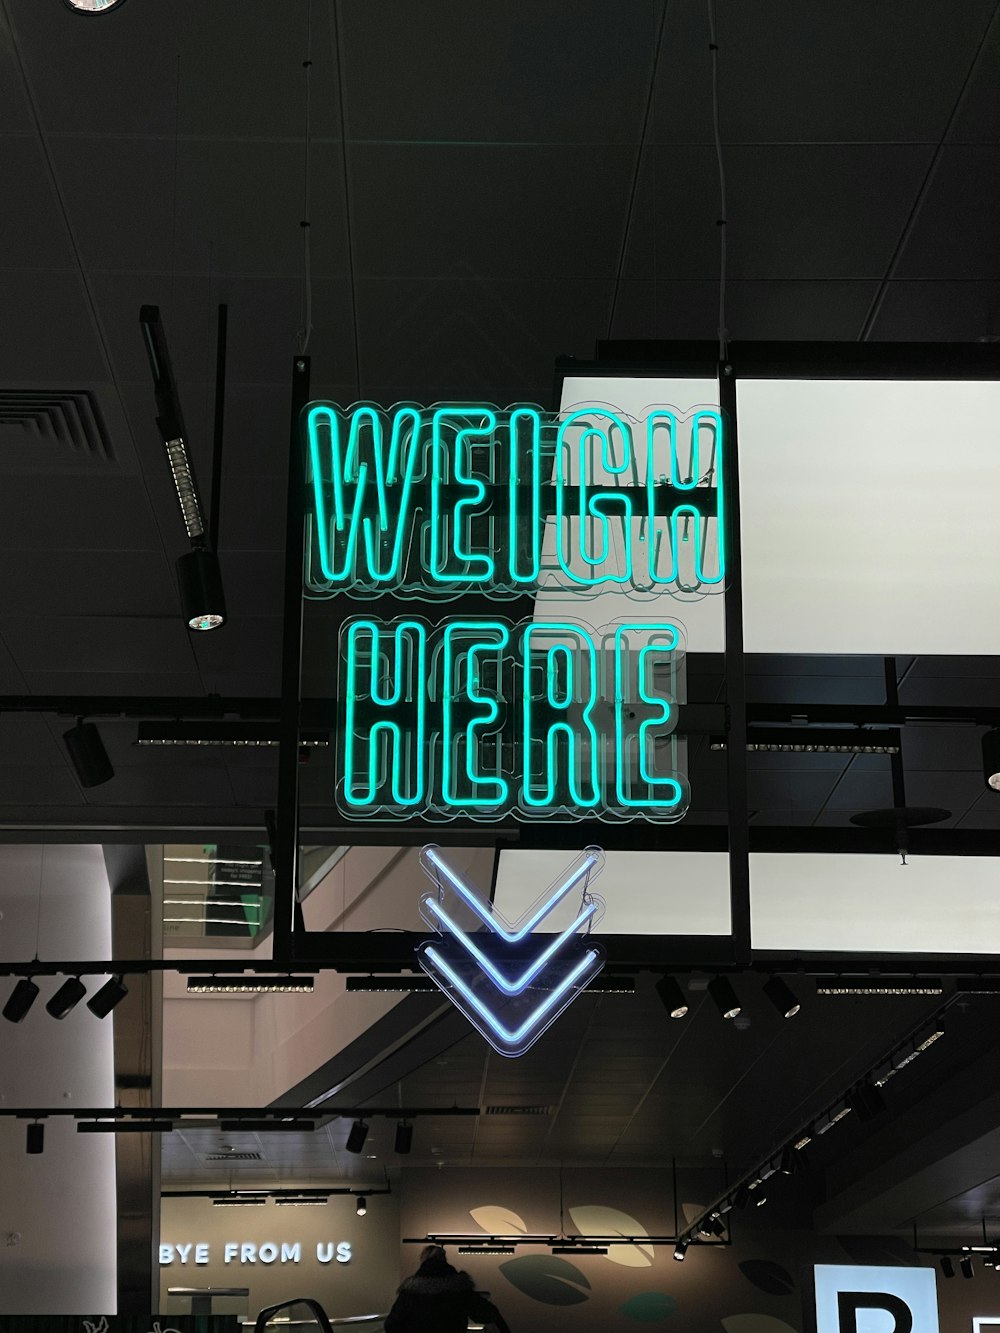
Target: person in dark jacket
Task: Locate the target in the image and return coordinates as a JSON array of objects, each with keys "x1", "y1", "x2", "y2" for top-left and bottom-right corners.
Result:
[{"x1": 384, "y1": 1244, "x2": 511, "y2": 1333}]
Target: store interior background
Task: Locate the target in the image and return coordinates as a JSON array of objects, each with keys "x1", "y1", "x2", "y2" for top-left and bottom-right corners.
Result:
[{"x1": 1, "y1": 0, "x2": 1000, "y2": 1327}]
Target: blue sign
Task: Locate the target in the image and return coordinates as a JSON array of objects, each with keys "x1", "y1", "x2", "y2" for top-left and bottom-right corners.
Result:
[{"x1": 416, "y1": 845, "x2": 606, "y2": 1056}]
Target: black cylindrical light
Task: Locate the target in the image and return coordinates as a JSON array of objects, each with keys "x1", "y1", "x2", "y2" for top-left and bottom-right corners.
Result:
[
  {"x1": 345, "y1": 1120, "x2": 369, "y2": 1154},
  {"x1": 26, "y1": 1122, "x2": 44, "y2": 1154},
  {"x1": 941, "y1": 1257, "x2": 955, "y2": 1279},
  {"x1": 87, "y1": 975, "x2": 129, "y2": 1019},
  {"x1": 394, "y1": 1122, "x2": 413, "y2": 1155},
  {"x1": 63, "y1": 721, "x2": 114, "y2": 788},
  {"x1": 708, "y1": 975, "x2": 741, "y2": 1020},
  {"x1": 732, "y1": 1184, "x2": 751, "y2": 1209},
  {"x1": 673, "y1": 1241, "x2": 688, "y2": 1262},
  {"x1": 46, "y1": 976, "x2": 87, "y2": 1019},
  {"x1": 177, "y1": 548, "x2": 227, "y2": 632},
  {"x1": 847, "y1": 1082, "x2": 887, "y2": 1123},
  {"x1": 62, "y1": 0, "x2": 128, "y2": 11},
  {"x1": 764, "y1": 975, "x2": 801, "y2": 1019},
  {"x1": 961, "y1": 1256, "x2": 974, "y2": 1279},
  {"x1": 656, "y1": 975, "x2": 689, "y2": 1019},
  {"x1": 356, "y1": 1196, "x2": 367, "y2": 1216},
  {"x1": 983, "y1": 730, "x2": 1000, "y2": 791},
  {"x1": 3, "y1": 978, "x2": 40, "y2": 1023}
]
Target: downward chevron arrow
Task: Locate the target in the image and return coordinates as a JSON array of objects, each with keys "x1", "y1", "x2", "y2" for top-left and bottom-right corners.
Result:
[{"x1": 416, "y1": 845, "x2": 606, "y2": 1057}]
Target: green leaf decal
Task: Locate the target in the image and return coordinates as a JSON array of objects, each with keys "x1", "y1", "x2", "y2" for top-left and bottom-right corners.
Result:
[
  {"x1": 621, "y1": 1292, "x2": 678, "y2": 1321},
  {"x1": 470, "y1": 1204, "x2": 528, "y2": 1235},
  {"x1": 738, "y1": 1260, "x2": 796, "y2": 1295},
  {"x1": 499, "y1": 1254, "x2": 591, "y2": 1305}
]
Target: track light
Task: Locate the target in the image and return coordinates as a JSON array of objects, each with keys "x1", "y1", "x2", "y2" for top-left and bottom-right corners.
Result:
[
  {"x1": 3, "y1": 978, "x2": 40, "y2": 1023},
  {"x1": 63, "y1": 0, "x2": 128, "y2": 10},
  {"x1": 345, "y1": 1120, "x2": 369, "y2": 1154},
  {"x1": 45, "y1": 976, "x2": 87, "y2": 1019},
  {"x1": 754, "y1": 1192, "x2": 768, "y2": 1207},
  {"x1": 63, "y1": 720, "x2": 114, "y2": 788},
  {"x1": 778, "y1": 1146, "x2": 796, "y2": 1175},
  {"x1": 961, "y1": 1257, "x2": 974, "y2": 1279},
  {"x1": 87, "y1": 975, "x2": 128, "y2": 1019},
  {"x1": 26, "y1": 1122, "x2": 44, "y2": 1155},
  {"x1": 655, "y1": 975, "x2": 689, "y2": 1019},
  {"x1": 673, "y1": 1241, "x2": 688, "y2": 1262},
  {"x1": 708, "y1": 975, "x2": 741, "y2": 1020},
  {"x1": 356, "y1": 1196, "x2": 367, "y2": 1217},
  {"x1": 941, "y1": 1257, "x2": 955, "y2": 1279},
  {"x1": 395, "y1": 1122, "x2": 414, "y2": 1155},
  {"x1": 983, "y1": 730, "x2": 1000, "y2": 791},
  {"x1": 177, "y1": 547, "x2": 227, "y2": 632},
  {"x1": 847, "y1": 1082, "x2": 887, "y2": 1122},
  {"x1": 764, "y1": 976, "x2": 800, "y2": 1019},
  {"x1": 699, "y1": 1215, "x2": 725, "y2": 1238}
]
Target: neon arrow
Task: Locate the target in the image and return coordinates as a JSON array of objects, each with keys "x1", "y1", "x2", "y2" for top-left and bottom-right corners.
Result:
[{"x1": 416, "y1": 845, "x2": 606, "y2": 1057}]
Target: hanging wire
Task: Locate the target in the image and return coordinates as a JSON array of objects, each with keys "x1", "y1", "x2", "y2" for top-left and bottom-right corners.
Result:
[
  {"x1": 296, "y1": 0, "x2": 315, "y2": 356},
  {"x1": 707, "y1": 0, "x2": 728, "y2": 359}
]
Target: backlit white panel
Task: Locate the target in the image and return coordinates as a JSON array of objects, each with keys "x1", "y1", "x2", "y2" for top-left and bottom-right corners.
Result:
[
  {"x1": 739, "y1": 378, "x2": 1000, "y2": 655},
  {"x1": 495, "y1": 849, "x2": 731, "y2": 935},
  {"x1": 751, "y1": 853, "x2": 1000, "y2": 953},
  {"x1": 815, "y1": 1265, "x2": 938, "y2": 1333}
]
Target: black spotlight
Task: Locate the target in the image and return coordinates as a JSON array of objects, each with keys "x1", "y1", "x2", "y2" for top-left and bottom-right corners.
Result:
[
  {"x1": 984, "y1": 730, "x2": 1000, "y2": 791},
  {"x1": 45, "y1": 976, "x2": 87, "y2": 1019},
  {"x1": 778, "y1": 1146, "x2": 797, "y2": 1175},
  {"x1": 732, "y1": 1184, "x2": 751, "y2": 1209},
  {"x1": 63, "y1": 0, "x2": 129, "y2": 11},
  {"x1": 941, "y1": 1257, "x2": 955, "y2": 1279},
  {"x1": 356, "y1": 1195, "x2": 367, "y2": 1216},
  {"x1": 764, "y1": 976, "x2": 801, "y2": 1019},
  {"x1": 345, "y1": 1120, "x2": 369, "y2": 1154},
  {"x1": 395, "y1": 1121, "x2": 413, "y2": 1155},
  {"x1": 699, "y1": 1215, "x2": 725, "y2": 1238},
  {"x1": 673, "y1": 1241, "x2": 688, "y2": 1262},
  {"x1": 961, "y1": 1256, "x2": 974, "y2": 1279},
  {"x1": 177, "y1": 547, "x2": 227, "y2": 632},
  {"x1": 87, "y1": 975, "x2": 129, "y2": 1019},
  {"x1": 847, "y1": 1082, "x2": 887, "y2": 1122},
  {"x1": 26, "y1": 1122, "x2": 44, "y2": 1155},
  {"x1": 708, "y1": 975, "x2": 741, "y2": 1020},
  {"x1": 656, "y1": 975, "x2": 689, "y2": 1019},
  {"x1": 3, "y1": 978, "x2": 40, "y2": 1023},
  {"x1": 63, "y1": 720, "x2": 114, "y2": 788}
]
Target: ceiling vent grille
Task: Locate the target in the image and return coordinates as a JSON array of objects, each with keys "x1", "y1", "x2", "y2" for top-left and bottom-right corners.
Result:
[
  {"x1": 0, "y1": 389, "x2": 114, "y2": 460},
  {"x1": 485, "y1": 1106, "x2": 554, "y2": 1116},
  {"x1": 203, "y1": 1151, "x2": 263, "y2": 1161}
]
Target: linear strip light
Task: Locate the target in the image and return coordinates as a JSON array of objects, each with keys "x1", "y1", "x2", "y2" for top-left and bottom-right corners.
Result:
[
  {"x1": 164, "y1": 899, "x2": 262, "y2": 908},
  {"x1": 166, "y1": 918, "x2": 261, "y2": 927},
  {"x1": 552, "y1": 1245, "x2": 608, "y2": 1256},
  {"x1": 458, "y1": 1245, "x2": 515, "y2": 1255},
  {"x1": 139, "y1": 722, "x2": 328, "y2": 747},
  {"x1": 213, "y1": 1196, "x2": 267, "y2": 1207},
  {"x1": 186, "y1": 976, "x2": 314, "y2": 994},
  {"x1": 711, "y1": 727, "x2": 900, "y2": 755},
  {"x1": 165, "y1": 857, "x2": 263, "y2": 867},
  {"x1": 275, "y1": 1197, "x2": 330, "y2": 1206},
  {"x1": 816, "y1": 979, "x2": 943, "y2": 996},
  {"x1": 78, "y1": 1120, "x2": 175, "y2": 1133}
]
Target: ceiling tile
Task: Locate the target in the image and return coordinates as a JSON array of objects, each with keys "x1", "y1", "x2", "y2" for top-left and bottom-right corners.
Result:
[
  {"x1": 0, "y1": 615, "x2": 196, "y2": 675},
  {"x1": 895, "y1": 147, "x2": 1000, "y2": 279}
]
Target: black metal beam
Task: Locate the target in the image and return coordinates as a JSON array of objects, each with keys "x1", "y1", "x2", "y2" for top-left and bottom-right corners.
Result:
[
  {"x1": 4, "y1": 1106, "x2": 479, "y2": 1120},
  {"x1": 273, "y1": 355, "x2": 311, "y2": 962}
]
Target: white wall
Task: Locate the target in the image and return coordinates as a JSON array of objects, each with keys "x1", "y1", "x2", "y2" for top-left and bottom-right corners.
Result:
[{"x1": 0, "y1": 845, "x2": 118, "y2": 1314}]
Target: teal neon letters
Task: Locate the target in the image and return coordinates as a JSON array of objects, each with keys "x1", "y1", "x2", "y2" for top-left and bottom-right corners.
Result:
[
  {"x1": 304, "y1": 401, "x2": 724, "y2": 598},
  {"x1": 338, "y1": 617, "x2": 688, "y2": 822}
]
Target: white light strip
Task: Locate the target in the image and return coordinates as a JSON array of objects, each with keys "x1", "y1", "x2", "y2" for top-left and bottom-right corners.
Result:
[
  {"x1": 163, "y1": 899, "x2": 262, "y2": 908},
  {"x1": 165, "y1": 917, "x2": 261, "y2": 926},
  {"x1": 165, "y1": 858, "x2": 263, "y2": 867},
  {"x1": 163, "y1": 879, "x2": 262, "y2": 888}
]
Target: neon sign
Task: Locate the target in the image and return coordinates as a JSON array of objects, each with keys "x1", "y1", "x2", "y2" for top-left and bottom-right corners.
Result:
[
  {"x1": 338, "y1": 617, "x2": 688, "y2": 822},
  {"x1": 417, "y1": 845, "x2": 606, "y2": 1057},
  {"x1": 304, "y1": 401, "x2": 724, "y2": 598}
]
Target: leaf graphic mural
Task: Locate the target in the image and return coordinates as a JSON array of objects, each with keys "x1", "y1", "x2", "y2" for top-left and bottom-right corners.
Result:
[
  {"x1": 722, "y1": 1314, "x2": 800, "y2": 1333},
  {"x1": 470, "y1": 1204, "x2": 528, "y2": 1235},
  {"x1": 738, "y1": 1260, "x2": 796, "y2": 1295},
  {"x1": 681, "y1": 1202, "x2": 708, "y2": 1226},
  {"x1": 568, "y1": 1204, "x2": 654, "y2": 1267},
  {"x1": 499, "y1": 1254, "x2": 591, "y2": 1305},
  {"x1": 621, "y1": 1292, "x2": 678, "y2": 1321}
]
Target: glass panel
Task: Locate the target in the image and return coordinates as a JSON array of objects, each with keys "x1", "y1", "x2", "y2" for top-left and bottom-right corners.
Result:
[
  {"x1": 739, "y1": 378, "x2": 1000, "y2": 655},
  {"x1": 161, "y1": 842, "x2": 273, "y2": 944},
  {"x1": 750, "y1": 852, "x2": 1000, "y2": 952}
]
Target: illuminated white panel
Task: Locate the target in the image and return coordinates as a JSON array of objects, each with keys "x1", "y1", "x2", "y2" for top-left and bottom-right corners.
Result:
[
  {"x1": 751, "y1": 854, "x2": 1000, "y2": 953},
  {"x1": 739, "y1": 378, "x2": 1000, "y2": 654},
  {"x1": 814, "y1": 1265, "x2": 938, "y2": 1333},
  {"x1": 495, "y1": 849, "x2": 731, "y2": 935}
]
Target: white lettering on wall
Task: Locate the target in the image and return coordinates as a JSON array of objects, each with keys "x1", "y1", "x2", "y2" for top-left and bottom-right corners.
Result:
[
  {"x1": 337, "y1": 1242, "x2": 352, "y2": 1264},
  {"x1": 281, "y1": 1242, "x2": 301, "y2": 1263},
  {"x1": 159, "y1": 1245, "x2": 174, "y2": 1265},
  {"x1": 317, "y1": 1242, "x2": 335, "y2": 1264},
  {"x1": 241, "y1": 1243, "x2": 257, "y2": 1264},
  {"x1": 259, "y1": 1243, "x2": 278, "y2": 1264},
  {"x1": 195, "y1": 1243, "x2": 210, "y2": 1265},
  {"x1": 175, "y1": 1244, "x2": 192, "y2": 1265},
  {"x1": 224, "y1": 1243, "x2": 239, "y2": 1265},
  {"x1": 164, "y1": 1239, "x2": 353, "y2": 1267}
]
